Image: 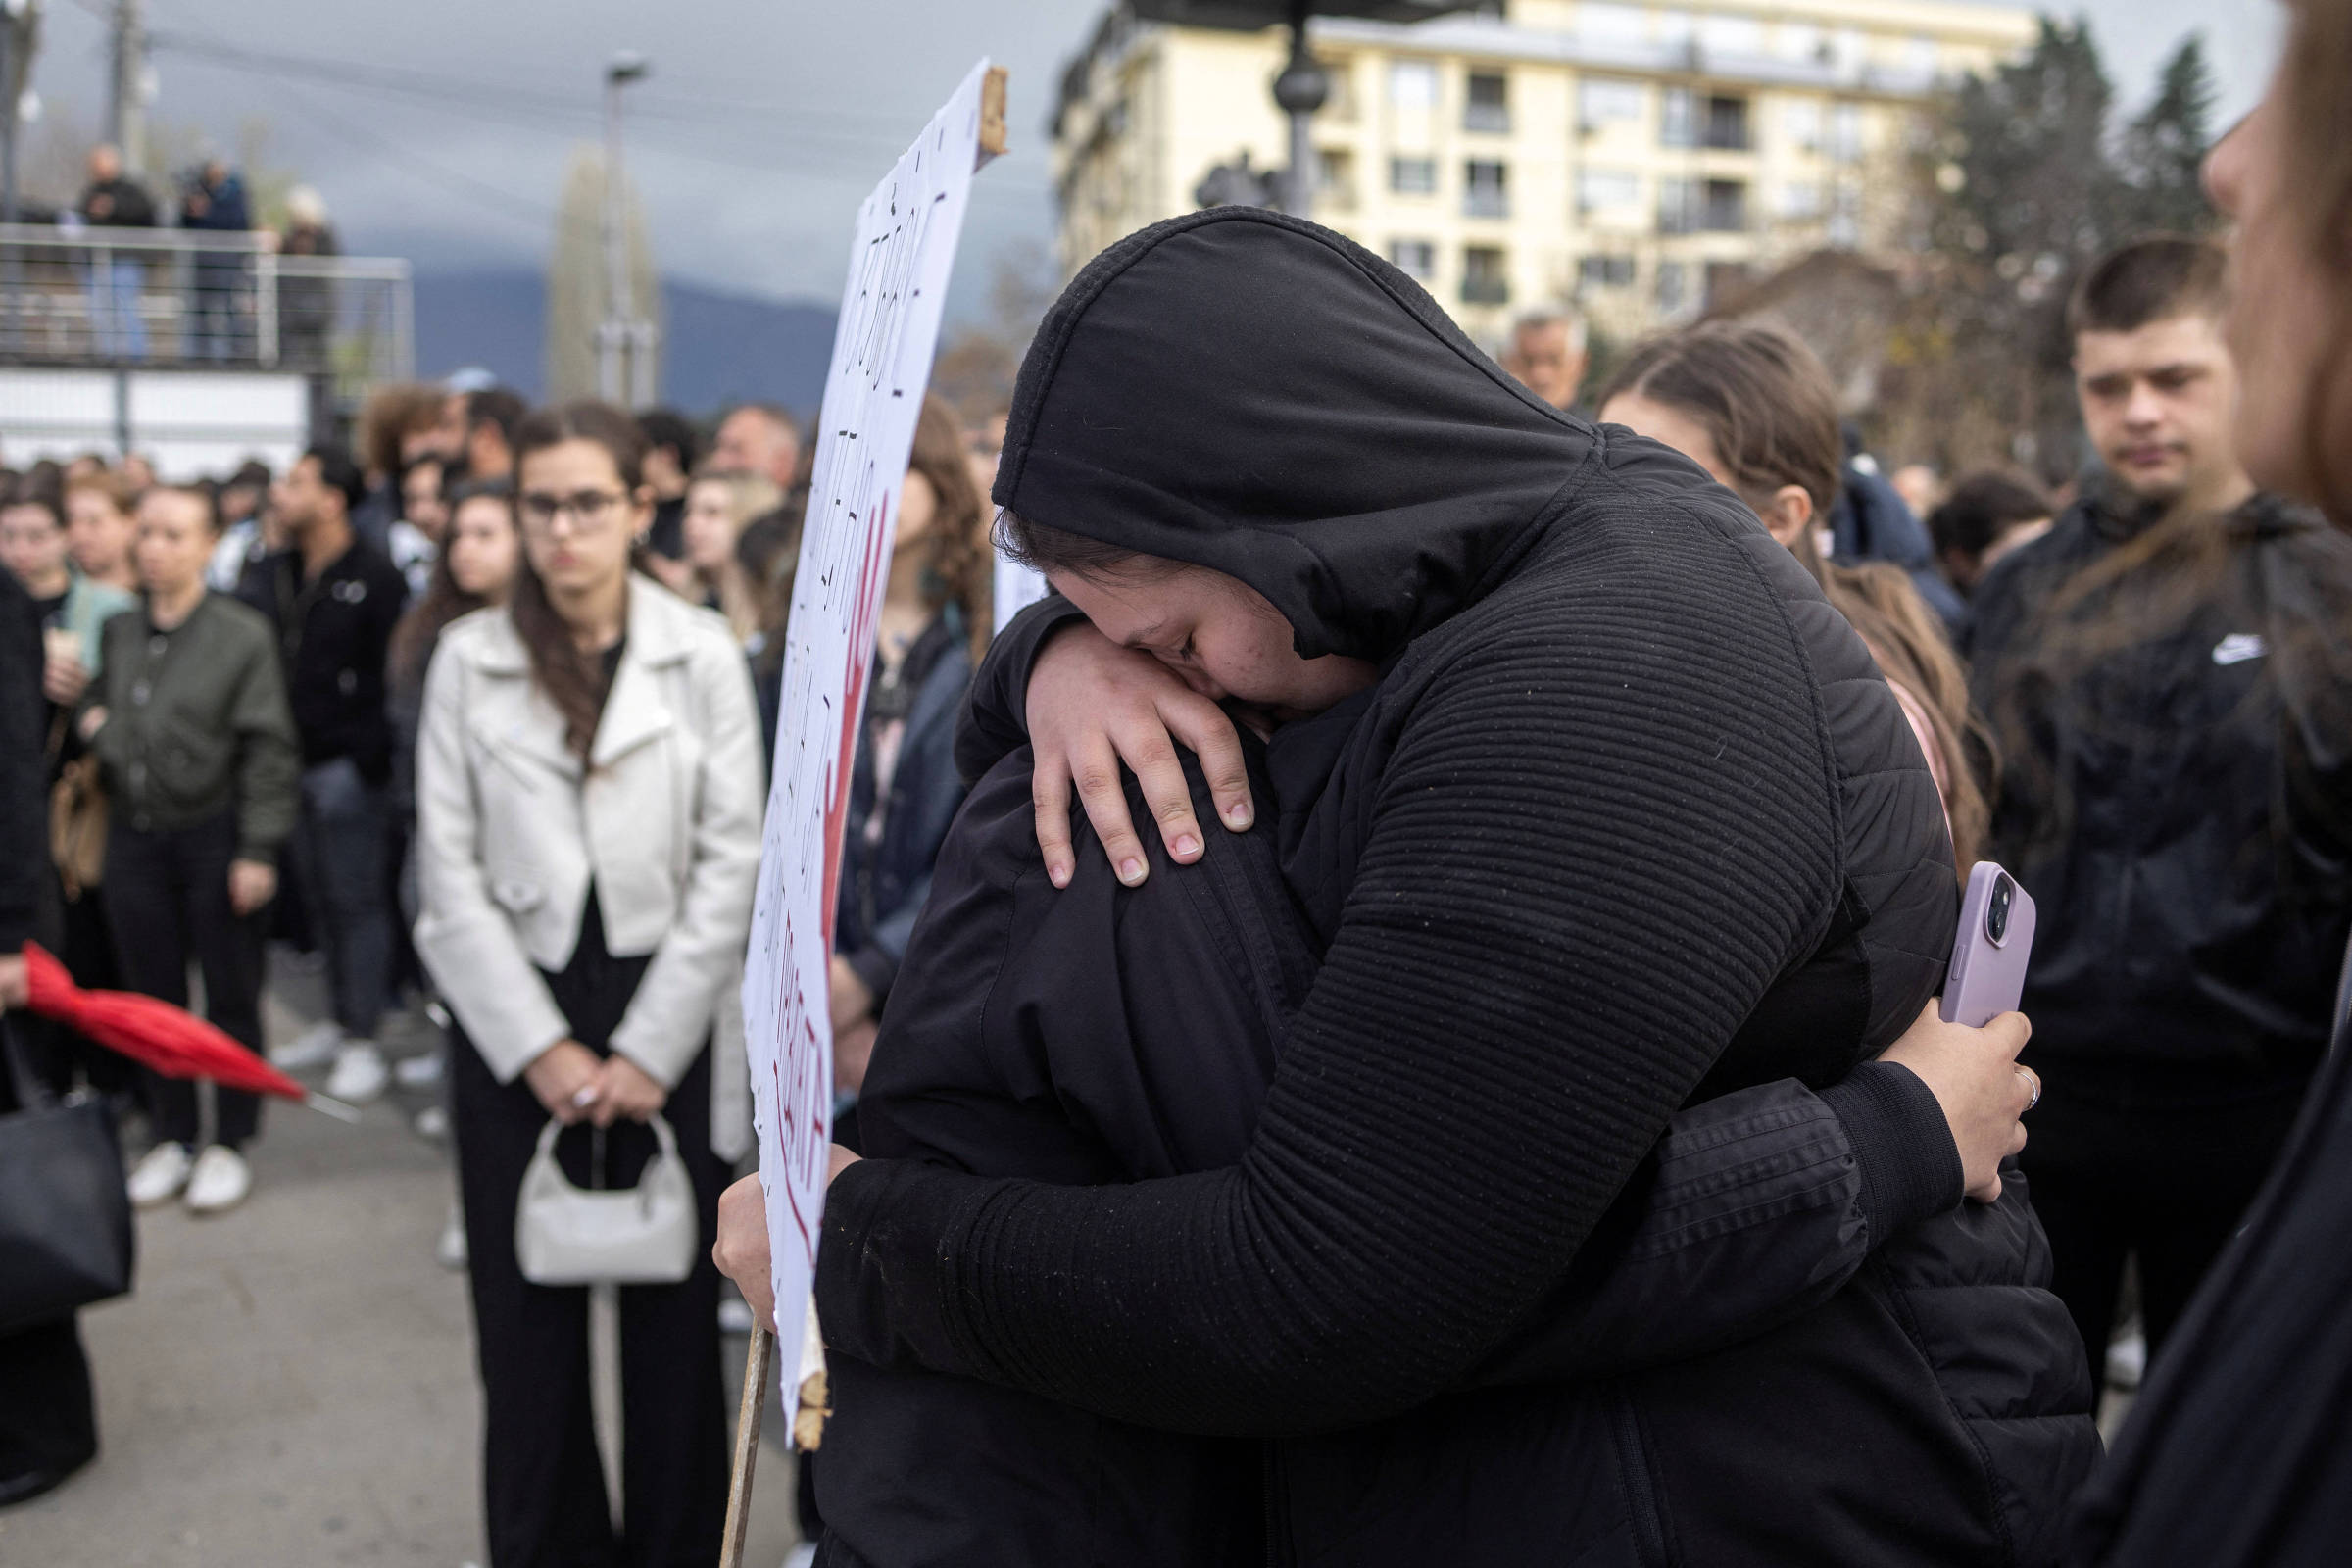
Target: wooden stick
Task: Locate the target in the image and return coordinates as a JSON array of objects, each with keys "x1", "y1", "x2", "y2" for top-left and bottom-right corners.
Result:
[
  {"x1": 976, "y1": 66, "x2": 1008, "y2": 170},
  {"x1": 791, "y1": 1299, "x2": 833, "y2": 1449},
  {"x1": 717, "y1": 1328, "x2": 774, "y2": 1568}
]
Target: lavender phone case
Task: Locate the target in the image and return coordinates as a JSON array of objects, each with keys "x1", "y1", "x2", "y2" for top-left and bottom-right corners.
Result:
[{"x1": 1940, "y1": 861, "x2": 2037, "y2": 1028}]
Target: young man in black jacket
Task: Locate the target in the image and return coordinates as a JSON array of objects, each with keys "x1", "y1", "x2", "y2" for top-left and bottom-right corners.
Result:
[
  {"x1": 1969, "y1": 237, "x2": 2352, "y2": 1377},
  {"x1": 239, "y1": 445, "x2": 409, "y2": 1103}
]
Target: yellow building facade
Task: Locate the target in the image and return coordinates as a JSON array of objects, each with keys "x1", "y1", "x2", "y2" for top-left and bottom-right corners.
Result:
[{"x1": 1052, "y1": 0, "x2": 2038, "y2": 346}]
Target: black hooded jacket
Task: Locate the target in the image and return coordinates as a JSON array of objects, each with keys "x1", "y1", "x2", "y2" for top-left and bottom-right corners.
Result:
[
  {"x1": 1969, "y1": 489, "x2": 2352, "y2": 1094},
  {"x1": 817, "y1": 210, "x2": 2092, "y2": 1560}
]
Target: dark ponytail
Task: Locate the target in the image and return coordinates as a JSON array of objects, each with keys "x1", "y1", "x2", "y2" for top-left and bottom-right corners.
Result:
[{"x1": 510, "y1": 401, "x2": 652, "y2": 760}]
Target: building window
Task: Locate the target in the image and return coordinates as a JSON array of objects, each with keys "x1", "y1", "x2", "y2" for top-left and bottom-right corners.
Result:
[
  {"x1": 1702, "y1": 95, "x2": 1751, "y2": 151},
  {"x1": 1389, "y1": 59, "x2": 1439, "y2": 110},
  {"x1": 1390, "y1": 155, "x2": 1438, "y2": 195},
  {"x1": 1658, "y1": 176, "x2": 1695, "y2": 235},
  {"x1": 1778, "y1": 180, "x2": 1822, "y2": 220},
  {"x1": 1323, "y1": 57, "x2": 1358, "y2": 121},
  {"x1": 1391, "y1": 238, "x2": 1437, "y2": 280},
  {"x1": 1316, "y1": 149, "x2": 1357, "y2": 209},
  {"x1": 1464, "y1": 71, "x2": 1509, "y2": 133},
  {"x1": 1579, "y1": 254, "x2": 1638, "y2": 289},
  {"x1": 1702, "y1": 178, "x2": 1748, "y2": 231},
  {"x1": 1829, "y1": 182, "x2": 1863, "y2": 248},
  {"x1": 1661, "y1": 87, "x2": 1696, "y2": 148},
  {"x1": 1657, "y1": 9, "x2": 1695, "y2": 47},
  {"x1": 1464, "y1": 160, "x2": 1509, "y2": 219},
  {"x1": 1657, "y1": 260, "x2": 1689, "y2": 316},
  {"x1": 1831, "y1": 28, "x2": 1867, "y2": 74},
  {"x1": 1577, "y1": 76, "x2": 1646, "y2": 132},
  {"x1": 1905, "y1": 34, "x2": 1938, "y2": 78},
  {"x1": 1462, "y1": 246, "x2": 1510, "y2": 306},
  {"x1": 1576, "y1": 168, "x2": 1642, "y2": 213},
  {"x1": 1782, "y1": 99, "x2": 1823, "y2": 153},
  {"x1": 1830, "y1": 103, "x2": 1864, "y2": 163}
]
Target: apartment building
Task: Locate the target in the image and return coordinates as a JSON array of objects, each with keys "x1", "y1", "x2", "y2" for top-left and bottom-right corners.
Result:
[{"x1": 1051, "y1": 0, "x2": 2037, "y2": 345}]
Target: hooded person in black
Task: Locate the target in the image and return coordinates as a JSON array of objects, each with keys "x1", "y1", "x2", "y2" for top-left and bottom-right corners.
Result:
[{"x1": 768, "y1": 209, "x2": 2091, "y2": 1560}]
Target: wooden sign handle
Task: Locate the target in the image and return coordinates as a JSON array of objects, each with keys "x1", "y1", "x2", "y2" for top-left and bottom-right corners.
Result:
[
  {"x1": 717, "y1": 1328, "x2": 775, "y2": 1568},
  {"x1": 976, "y1": 66, "x2": 1009, "y2": 169}
]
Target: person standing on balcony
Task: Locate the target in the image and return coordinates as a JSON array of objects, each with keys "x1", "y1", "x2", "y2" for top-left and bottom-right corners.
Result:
[
  {"x1": 275, "y1": 186, "x2": 339, "y2": 374},
  {"x1": 179, "y1": 159, "x2": 251, "y2": 362},
  {"x1": 74, "y1": 145, "x2": 155, "y2": 362},
  {"x1": 240, "y1": 446, "x2": 409, "y2": 1105}
]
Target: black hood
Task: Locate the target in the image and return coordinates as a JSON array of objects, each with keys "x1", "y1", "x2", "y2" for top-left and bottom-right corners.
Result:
[{"x1": 992, "y1": 209, "x2": 1600, "y2": 662}]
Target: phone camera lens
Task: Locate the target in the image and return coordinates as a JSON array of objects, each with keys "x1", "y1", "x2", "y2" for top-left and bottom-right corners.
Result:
[{"x1": 1987, "y1": 875, "x2": 2013, "y2": 944}]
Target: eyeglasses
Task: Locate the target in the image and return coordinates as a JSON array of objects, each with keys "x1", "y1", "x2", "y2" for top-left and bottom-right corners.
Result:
[{"x1": 519, "y1": 490, "x2": 628, "y2": 530}]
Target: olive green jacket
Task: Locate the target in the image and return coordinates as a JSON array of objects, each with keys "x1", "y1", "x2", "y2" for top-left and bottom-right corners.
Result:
[{"x1": 90, "y1": 592, "x2": 299, "y2": 864}]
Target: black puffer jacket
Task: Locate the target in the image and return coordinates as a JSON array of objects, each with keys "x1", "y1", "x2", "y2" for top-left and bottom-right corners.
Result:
[
  {"x1": 819, "y1": 209, "x2": 2093, "y2": 1560},
  {"x1": 1969, "y1": 489, "x2": 2352, "y2": 1091}
]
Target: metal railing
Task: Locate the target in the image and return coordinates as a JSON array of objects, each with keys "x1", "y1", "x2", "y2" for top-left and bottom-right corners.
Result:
[{"x1": 0, "y1": 223, "x2": 414, "y2": 386}]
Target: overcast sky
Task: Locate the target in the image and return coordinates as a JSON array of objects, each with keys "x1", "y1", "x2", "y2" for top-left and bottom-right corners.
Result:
[{"x1": 24, "y1": 0, "x2": 2282, "y2": 320}]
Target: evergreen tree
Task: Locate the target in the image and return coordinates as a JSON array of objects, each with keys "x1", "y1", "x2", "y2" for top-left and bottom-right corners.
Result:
[{"x1": 2118, "y1": 35, "x2": 2218, "y2": 232}]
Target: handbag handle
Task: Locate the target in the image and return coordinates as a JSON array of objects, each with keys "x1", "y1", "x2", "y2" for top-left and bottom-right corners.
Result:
[{"x1": 529, "y1": 1111, "x2": 681, "y2": 1185}]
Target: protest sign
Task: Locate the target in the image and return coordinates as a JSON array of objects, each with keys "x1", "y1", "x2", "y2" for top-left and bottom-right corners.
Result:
[{"x1": 738, "y1": 57, "x2": 998, "y2": 1449}]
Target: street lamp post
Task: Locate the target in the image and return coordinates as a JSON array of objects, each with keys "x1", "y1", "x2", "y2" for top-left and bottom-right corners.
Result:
[
  {"x1": 599, "y1": 51, "x2": 650, "y2": 407},
  {"x1": 1270, "y1": 0, "x2": 1328, "y2": 218}
]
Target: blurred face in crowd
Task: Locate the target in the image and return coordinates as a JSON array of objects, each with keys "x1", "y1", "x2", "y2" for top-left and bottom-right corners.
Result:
[
  {"x1": 1891, "y1": 464, "x2": 1942, "y2": 519},
  {"x1": 896, "y1": 466, "x2": 939, "y2": 558},
  {"x1": 427, "y1": 393, "x2": 470, "y2": 463},
  {"x1": 120, "y1": 454, "x2": 155, "y2": 491},
  {"x1": 219, "y1": 479, "x2": 263, "y2": 527},
  {"x1": 1503, "y1": 319, "x2": 1587, "y2": 411},
  {"x1": 517, "y1": 439, "x2": 647, "y2": 605},
  {"x1": 402, "y1": 460, "x2": 449, "y2": 545},
  {"x1": 1049, "y1": 557, "x2": 1377, "y2": 722},
  {"x1": 712, "y1": 409, "x2": 800, "y2": 489},
  {"x1": 682, "y1": 477, "x2": 747, "y2": 572},
  {"x1": 0, "y1": 503, "x2": 71, "y2": 596},
  {"x1": 67, "y1": 486, "x2": 136, "y2": 582},
  {"x1": 134, "y1": 489, "x2": 218, "y2": 599},
  {"x1": 445, "y1": 494, "x2": 520, "y2": 604},
  {"x1": 1598, "y1": 390, "x2": 1818, "y2": 550},
  {"x1": 271, "y1": 455, "x2": 343, "y2": 537},
  {"x1": 2074, "y1": 310, "x2": 2248, "y2": 515},
  {"x1": 2203, "y1": 72, "x2": 2336, "y2": 501}
]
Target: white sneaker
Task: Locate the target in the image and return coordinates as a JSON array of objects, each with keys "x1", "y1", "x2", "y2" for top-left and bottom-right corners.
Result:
[
  {"x1": 436, "y1": 1205, "x2": 468, "y2": 1271},
  {"x1": 183, "y1": 1145, "x2": 253, "y2": 1215},
  {"x1": 326, "y1": 1041, "x2": 390, "y2": 1103},
  {"x1": 394, "y1": 1051, "x2": 445, "y2": 1090},
  {"x1": 2105, "y1": 1330, "x2": 2147, "y2": 1392},
  {"x1": 127, "y1": 1141, "x2": 195, "y2": 1206},
  {"x1": 413, "y1": 1104, "x2": 450, "y2": 1143},
  {"x1": 270, "y1": 1018, "x2": 344, "y2": 1070}
]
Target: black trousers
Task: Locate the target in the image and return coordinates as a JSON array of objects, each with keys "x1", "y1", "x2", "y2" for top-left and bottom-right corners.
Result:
[
  {"x1": 452, "y1": 1031, "x2": 727, "y2": 1568},
  {"x1": 2024, "y1": 1061, "x2": 2307, "y2": 1367},
  {"x1": 0, "y1": 1029, "x2": 100, "y2": 1495},
  {"x1": 104, "y1": 810, "x2": 267, "y2": 1149}
]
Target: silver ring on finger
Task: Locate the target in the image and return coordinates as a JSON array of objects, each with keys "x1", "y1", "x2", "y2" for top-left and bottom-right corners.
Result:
[{"x1": 2016, "y1": 1064, "x2": 2041, "y2": 1113}]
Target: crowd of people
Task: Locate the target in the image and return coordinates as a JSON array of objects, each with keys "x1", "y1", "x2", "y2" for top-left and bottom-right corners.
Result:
[{"x1": 5, "y1": 21, "x2": 2352, "y2": 1565}]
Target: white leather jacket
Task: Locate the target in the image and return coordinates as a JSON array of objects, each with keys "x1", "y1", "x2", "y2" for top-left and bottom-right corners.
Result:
[{"x1": 414, "y1": 578, "x2": 763, "y2": 1151}]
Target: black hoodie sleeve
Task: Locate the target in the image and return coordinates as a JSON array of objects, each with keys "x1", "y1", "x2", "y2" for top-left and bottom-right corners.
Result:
[
  {"x1": 819, "y1": 546, "x2": 1849, "y2": 1435},
  {"x1": 952, "y1": 594, "x2": 1084, "y2": 787}
]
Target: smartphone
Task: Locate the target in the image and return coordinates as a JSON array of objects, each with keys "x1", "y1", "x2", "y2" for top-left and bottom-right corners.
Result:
[{"x1": 1940, "y1": 861, "x2": 2036, "y2": 1028}]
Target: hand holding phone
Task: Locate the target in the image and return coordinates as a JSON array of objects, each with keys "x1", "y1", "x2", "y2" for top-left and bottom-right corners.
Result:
[{"x1": 1941, "y1": 862, "x2": 2036, "y2": 1028}]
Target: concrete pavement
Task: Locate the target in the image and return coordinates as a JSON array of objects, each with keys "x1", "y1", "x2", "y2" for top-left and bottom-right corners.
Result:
[{"x1": 0, "y1": 974, "x2": 803, "y2": 1568}]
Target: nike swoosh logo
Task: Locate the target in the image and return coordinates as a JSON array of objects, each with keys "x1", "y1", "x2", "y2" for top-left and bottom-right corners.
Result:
[{"x1": 2213, "y1": 633, "x2": 2268, "y2": 665}]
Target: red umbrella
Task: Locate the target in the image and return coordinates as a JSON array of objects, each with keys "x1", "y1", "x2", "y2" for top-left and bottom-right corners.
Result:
[{"x1": 21, "y1": 944, "x2": 359, "y2": 1121}]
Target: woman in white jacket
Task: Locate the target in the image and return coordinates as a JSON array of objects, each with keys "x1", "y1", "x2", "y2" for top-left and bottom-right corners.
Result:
[{"x1": 413, "y1": 401, "x2": 763, "y2": 1568}]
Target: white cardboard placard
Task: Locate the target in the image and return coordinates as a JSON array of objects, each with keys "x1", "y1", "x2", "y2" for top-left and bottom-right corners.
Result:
[{"x1": 741, "y1": 58, "x2": 991, "y2": 1442}]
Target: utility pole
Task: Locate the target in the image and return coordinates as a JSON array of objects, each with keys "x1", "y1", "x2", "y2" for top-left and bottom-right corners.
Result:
[
  {"x1": 1, "y1": 0, "x2": 34, "y2": 222},
  {"x1": 107, "y1": 0, "x2": 145, "y2": 173},
  {"x1": 597, "y1": 51, "x2": 650, "y2": 407}
]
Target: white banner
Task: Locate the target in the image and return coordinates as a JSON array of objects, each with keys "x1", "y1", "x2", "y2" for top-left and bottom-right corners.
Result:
[{"x1": 741, "y1": 58, "x2": 992, "y2": 1440}]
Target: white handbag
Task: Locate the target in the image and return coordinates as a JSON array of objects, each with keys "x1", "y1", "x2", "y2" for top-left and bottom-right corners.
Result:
[{"x1": 514, "y1": 1113, "x2": 698, "y2": 1287}]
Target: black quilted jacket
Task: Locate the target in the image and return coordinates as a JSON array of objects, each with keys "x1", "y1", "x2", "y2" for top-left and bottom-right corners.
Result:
[{"x1": 817, "y1": 209, "x2": 2095, "y2": 1563}]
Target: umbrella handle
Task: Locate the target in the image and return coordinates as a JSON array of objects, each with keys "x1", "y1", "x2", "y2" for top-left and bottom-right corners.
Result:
[{"x1": 305, "y1": 1093, "x2": 364, "y2": 1124}]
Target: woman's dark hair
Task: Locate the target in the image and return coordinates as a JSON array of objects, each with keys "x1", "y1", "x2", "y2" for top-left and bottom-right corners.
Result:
[
  {"x1": 637, "y1": 407, "x2": 703, "y2": 472},
  {"x1": 1, "y1": 473, "x2": 66, "y2": 529},
  {"x1": 907, "y1": 392, "x2": 994, "y2": 660},
  {"x1": 2066, "y1": 236, "x2": 2230, "y2": 338},
  {"x1": 1600, "y1": 319, "x2": 1991, "y2": 871},
  {"x1": 509, "y1": 401, "x2": 652, "y2": 760},
  {"x1": 389, "y1": 480, "x2": 514, "y2": 691},
  {"x1": 1928, "y1": 470, "x2": 2054, "y2": 561}
]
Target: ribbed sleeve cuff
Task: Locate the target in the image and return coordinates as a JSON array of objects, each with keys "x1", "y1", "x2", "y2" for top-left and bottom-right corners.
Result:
[{"x1": 1818, "y1": 1060, "x2": 1964, "y2": 1246}]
